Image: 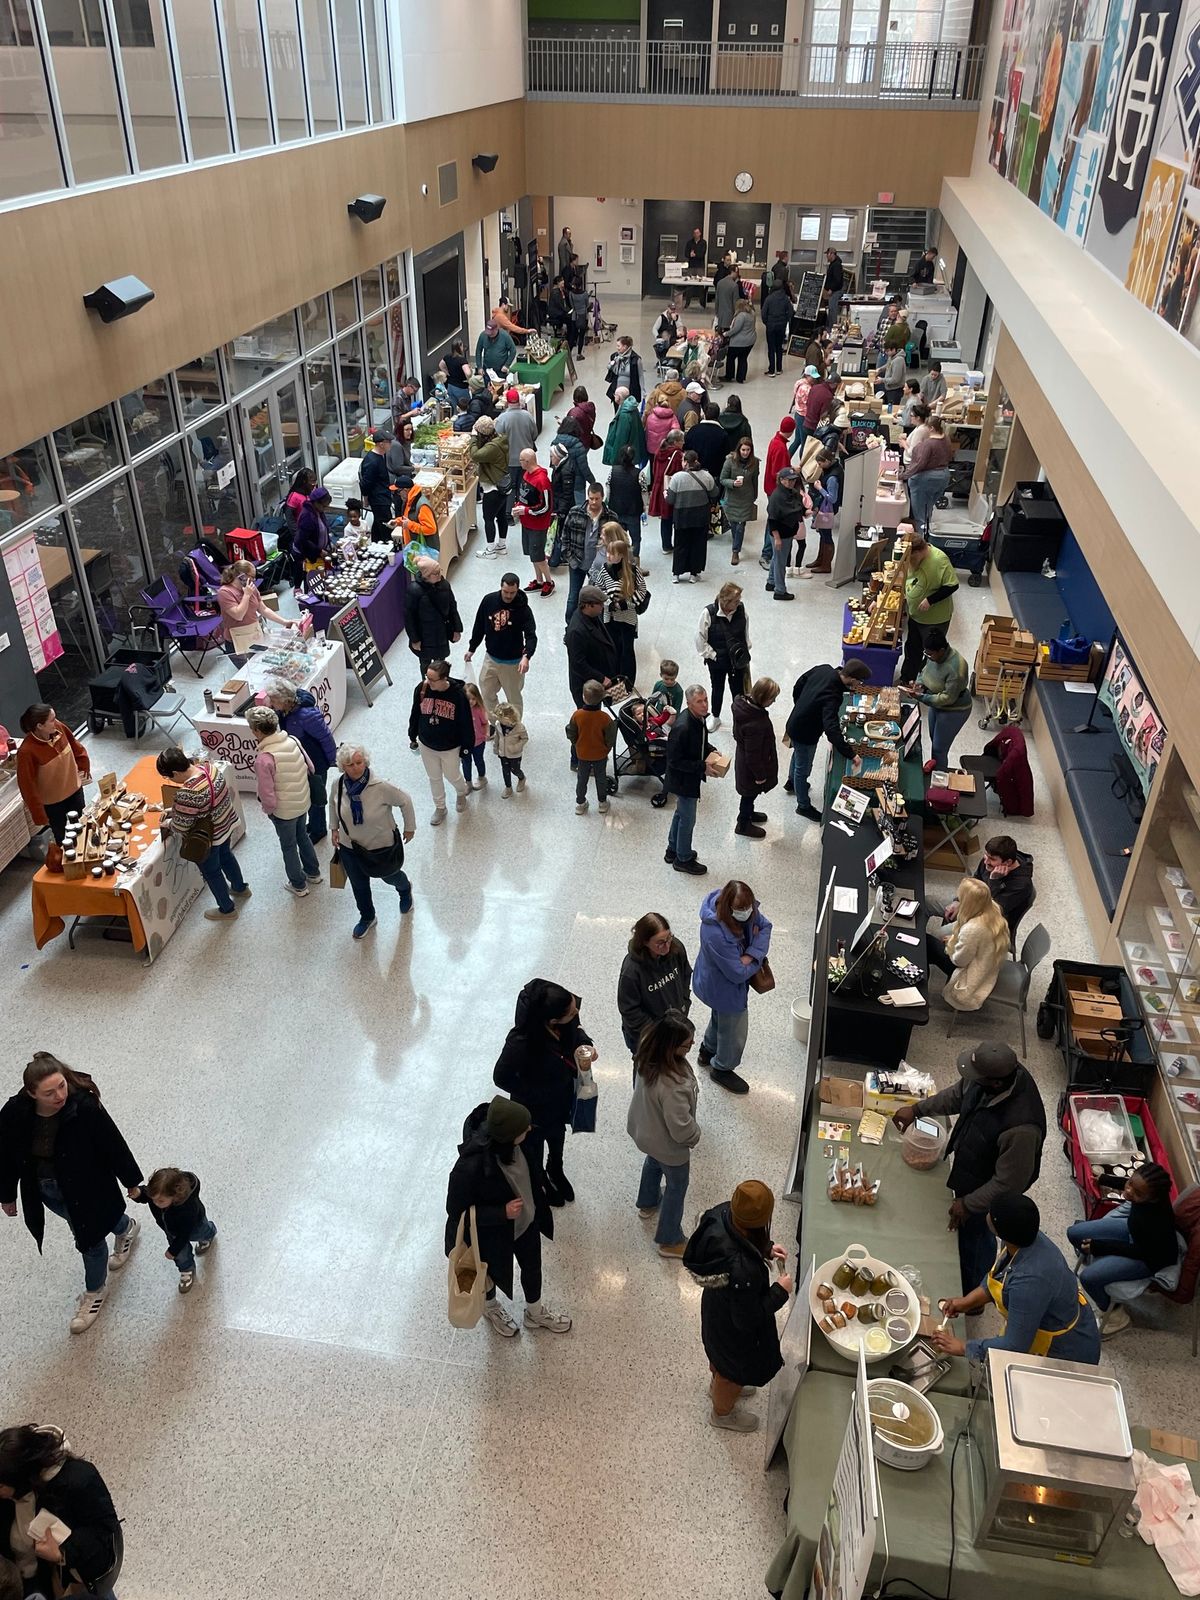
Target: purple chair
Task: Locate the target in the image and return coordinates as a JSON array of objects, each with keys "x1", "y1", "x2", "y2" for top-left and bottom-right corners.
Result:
[{"x1": 131, "y1": 576, "x2": 223, "y2": 676}]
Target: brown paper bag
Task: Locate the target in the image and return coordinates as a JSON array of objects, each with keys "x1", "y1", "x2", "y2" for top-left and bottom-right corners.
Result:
[{"x1": 329, "y1": 851, "x2": 347, "y2": 890}]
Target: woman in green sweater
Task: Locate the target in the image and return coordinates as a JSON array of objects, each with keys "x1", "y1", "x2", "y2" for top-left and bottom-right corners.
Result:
[
  {"x1": 900, "y1": 534, "x2": 958, "y2": 681},
  {"x1": 903, "y1": 629, "x2": 972, "y2": 771}
]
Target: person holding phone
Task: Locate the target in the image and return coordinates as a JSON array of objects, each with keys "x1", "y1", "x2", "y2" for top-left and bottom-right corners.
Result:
[{"x1": 0, "y1": 1425, "x2": 122, "y2": 1598}]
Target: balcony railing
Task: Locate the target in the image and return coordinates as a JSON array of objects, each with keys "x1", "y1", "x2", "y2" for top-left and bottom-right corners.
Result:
[{"x1": 526, "y1": 38, "x2": 985, "y2": 106}]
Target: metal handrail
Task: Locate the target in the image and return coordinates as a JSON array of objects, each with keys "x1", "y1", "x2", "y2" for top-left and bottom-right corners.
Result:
[{"x1": 526, "y1": 37, "x2": 986, "y2": 105}]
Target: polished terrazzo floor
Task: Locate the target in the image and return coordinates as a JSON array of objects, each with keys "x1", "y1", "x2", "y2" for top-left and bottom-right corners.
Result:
[{"x1": 2, "y1": 301, "x2": 1194, "y2": 1600}]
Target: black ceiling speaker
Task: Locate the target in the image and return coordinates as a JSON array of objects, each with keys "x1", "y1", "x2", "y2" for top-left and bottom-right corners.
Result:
[
  {"x1": 471, "y1": 153, "x2": 499, "y2": 174},
  {"x1": 347, "y1": 194, "x2": 386, "y2": 223},
  {"x1": 82, "y1": 276, "x2": 155, "y2": 323}
]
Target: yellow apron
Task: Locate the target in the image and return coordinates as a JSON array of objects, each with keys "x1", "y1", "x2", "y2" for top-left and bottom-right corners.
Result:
[{"x1": 986, "y1": 1247, "x2": 1088, "y2": 1357}]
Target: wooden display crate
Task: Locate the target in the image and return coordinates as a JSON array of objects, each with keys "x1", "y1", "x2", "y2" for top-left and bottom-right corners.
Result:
[
  {"x1": 975, "y1": 615, "x2": 1036, "y2": 693},
  {"x1": 1035, "y1": 642, "x2": 1106, "y2": 682}
]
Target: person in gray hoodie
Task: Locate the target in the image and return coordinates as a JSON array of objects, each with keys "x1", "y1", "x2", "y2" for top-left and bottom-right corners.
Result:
[
  {"x1": 627, "y1": 1014, "x2": 701, "y2": 1258},
  {"x1": 617, "y1": 912, "x2": 693, "y2": 1057}
]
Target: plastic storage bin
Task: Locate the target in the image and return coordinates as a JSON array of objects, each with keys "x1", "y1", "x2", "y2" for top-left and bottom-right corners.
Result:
[{"x1": 1069, "y1": 1093, "x2": 1136, "y2": 1165}]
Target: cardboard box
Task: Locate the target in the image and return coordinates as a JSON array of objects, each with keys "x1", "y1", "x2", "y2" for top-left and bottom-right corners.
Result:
[
  {"x1": 864, "y1": 1070, "x2": 924, "y2": 1115},
  {"x1": 819, "y1": 1076, "x2": 865, "y2": 1120},
  {"x1": 706, "y1": 751, "x2": 731, "y2": 779}
]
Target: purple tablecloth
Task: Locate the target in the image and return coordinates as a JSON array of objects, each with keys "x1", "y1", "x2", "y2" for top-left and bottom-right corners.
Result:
[
  {"x1": 299, "y1": 559, "x2": 409, "y2": 656},
  {"x1": 842, "y1": 602, "x2": 900, "y2": 688}
]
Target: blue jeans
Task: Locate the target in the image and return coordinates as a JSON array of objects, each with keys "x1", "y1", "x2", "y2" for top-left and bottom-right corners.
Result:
[
  {"x1": 1067, "y1": 1207, "x2": 1158, "y2": 1311},
  {"x1": 702, "y1": 1008, "x2": 749, "y2": 1075},
  {"x1": 906, "y1": 468, "x2": 950, "y2": 536},
  {"x1": 957, "y1": 1205, "x2": 997, "y2": 1296},
  {"x1": 667, "y1": 793, "x2": 698, "y2": 862},
  {"x1": 765, "y1": 324, "x2": 786, "y2": 372},
  {"x1": 760, "y1": 526, "x2": 774, "y2": 563},
  {"x1": 40, "y1": 1178, "x2": 131, "y2": 1292},
  {"x1": 770, "y1": 535, "x2": 794, "y2": 595},
  {"x1": 787, "y1": 416, "x2": 807, "y2": 458},
  {"x1": 172, "y1": 1217, "x2": 218, "y2": 1274},
  {"x1": 636, "y1": 1154, "x2": 691, "y2": 1246},
  {"x1": 927, "y1": 704, "x2": 971, "y2": 769},
  {"x1": 790, "y1": 742, "x2": 818, "y2": 808},
  {"x1": 270, "y1": 812, "x2": 319, "y2": 889},
  {"x1": 196, "y1": 838, "x2": 247, "y2": 914},
  {"x1": 565, "y1": 564, "x2": 586, "y2": 623},
  {"x1": 728, "y1": 519, "x2": 746, "y2": 554},
  {"x1": 340, "y1": 843, "x2": 411, "y2": 922}
]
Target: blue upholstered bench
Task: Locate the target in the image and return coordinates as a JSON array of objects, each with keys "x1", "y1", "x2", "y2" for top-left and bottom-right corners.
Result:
[{"x1": 1064, "y1": 768, "x2": 1134, "y2": 916}]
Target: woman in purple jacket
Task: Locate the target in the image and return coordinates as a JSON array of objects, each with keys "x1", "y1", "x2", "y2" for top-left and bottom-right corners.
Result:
[
  {"x1": 692, "y1": 879, "x2": 772, "y2": 1096},
  {"x1": 267, "y1": 681, "x2": 337, "y2": 844}
]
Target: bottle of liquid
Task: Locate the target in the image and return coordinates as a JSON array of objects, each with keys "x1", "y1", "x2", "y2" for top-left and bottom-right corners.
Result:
[{"x1": 203, "y1": 689, "x2": 215, "y2": 714}]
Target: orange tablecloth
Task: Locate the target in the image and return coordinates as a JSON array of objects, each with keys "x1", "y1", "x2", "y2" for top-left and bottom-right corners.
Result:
[{"x1": 31, "y1": 755, "x2": 169, "y2": 952}]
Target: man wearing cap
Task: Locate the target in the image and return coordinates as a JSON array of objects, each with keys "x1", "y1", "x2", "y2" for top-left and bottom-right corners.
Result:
[
  {"x1": 444, "y1": 1095, "x2": 570, "y2": 1339},
  {"x1": 893, "y1": 1043, "x2": 1047, "y2": 1295},
  {"x1": 564, "y1": 586, "x2": 618, "y2": 708},
  {"x1": 474, "y1": 318, "x2": 516, "y2": 380},
  {"x1": 358, "y1": 429, "x2": 394, "y2": 535},
  {"x1": 785, "y1": 660, "x2": 867, "y2": 820},
  {"x1": 512, "y1": 448, "x2": 555, "y2": 597},
  {"x1": 764, "y1": 465, "x2": 807, "y2": 601},
  {"x1": 677, "y1": 380, "x2": 708, "y2": 428},
  {"x1": 495, "y1": 387, "x2": 538, "y2": 527},
  {"x1": 796, "y1": 366, "x2": 835, "y2": 457}
]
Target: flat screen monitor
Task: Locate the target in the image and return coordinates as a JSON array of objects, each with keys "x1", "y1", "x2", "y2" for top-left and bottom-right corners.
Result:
[
  {"x1": 421, "y1": 255, "x2": 462, "y2": 349},
  {"x1": 1097, "y1": 634, "x2": 1165, "y2": 796}
]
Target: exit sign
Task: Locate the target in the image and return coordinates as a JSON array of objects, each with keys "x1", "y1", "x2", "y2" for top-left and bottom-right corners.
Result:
[{"x1": 877, "y1": 192, "x2": 894, "y2": 204}]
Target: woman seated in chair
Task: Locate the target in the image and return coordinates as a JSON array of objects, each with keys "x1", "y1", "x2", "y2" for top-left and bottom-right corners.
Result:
[
  {"x1": 1067, "y1": 1163, "x2": 1180, "y2": 1336},
  {"x1": 932, "y1": 1193, "x2": 1101, "y2": 1365},
  {"x1": 927, "y1": 877, "x2": 1009, "y2": 1010}
]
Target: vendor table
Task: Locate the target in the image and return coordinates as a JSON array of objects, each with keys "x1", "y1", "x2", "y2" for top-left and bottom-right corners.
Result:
[
  {"x1": 29, "y1": 755, "x2": 245, "y2": 961},
  {"x1": 438, "y1": 482, "x2": 478, "y2": 570},
  {"x1": 767, "y1": 1374, "x2": 1190, "y2": 1600},
  {"x1": 511, "y1": 349, "x2": 567, "y2": 410},
  {"x1": 0, "y1": 762, "x2": 34, "y2": 872},
  {"x1": 194, "y1": 639, "x2": 346, "y2": 792},
  {"x1": 841, "y1": 602, "x2": 900, "y2": 688},
  {"x1": 298, "y1": 555, "x2": 408, "y2": 654}
]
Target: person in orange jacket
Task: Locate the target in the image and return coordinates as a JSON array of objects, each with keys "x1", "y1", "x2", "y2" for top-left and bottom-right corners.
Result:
[
  {"x1": 492, "y1": 297, "x2": 531, "y2": 337},
  {"x1": 391, "y1": 470, "x2": 439, "y2": 554},
  {"x1": 16, "y1": 703, "x2": 91, "y2": 871}
]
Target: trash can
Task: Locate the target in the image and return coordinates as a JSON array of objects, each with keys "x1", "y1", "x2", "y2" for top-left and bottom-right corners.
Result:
[{"x1": 791, "y1": 998, "x2": 811, "y2": 1045}]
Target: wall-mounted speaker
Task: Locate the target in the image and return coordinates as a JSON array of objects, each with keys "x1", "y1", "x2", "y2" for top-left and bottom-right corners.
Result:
[
  {"x1": 471, "y1": 153, "x2": 499, "y2": 174},
  {"x1": 82, "y1": 276, "x2": 155, "y2": 323},
  {"x1": 347, "y1": 194, "x2": 386, "y2": 223}
]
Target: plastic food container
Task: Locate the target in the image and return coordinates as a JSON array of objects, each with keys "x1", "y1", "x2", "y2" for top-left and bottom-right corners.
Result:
[
  {"x1": 866, "y1": 1378, "x2": 945, "y2": 1470},
  {"x1": 902, "y1": 1115, "x2": 948, "y2": 1171},
  {"x1": 1069, "y1": 1094, "x2": 1136, "y2": 1165}
]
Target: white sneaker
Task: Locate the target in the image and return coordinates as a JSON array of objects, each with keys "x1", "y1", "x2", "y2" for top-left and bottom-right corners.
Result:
[
  {"x1": 70, "y1": 1286, "x2": 109, "y2": 1334},
  {"x1": 708, "y1": 715, "x2": 721, "y2": 731},
  {"x1": 178, "y1": 1270, "x2": 195, "y2": 1295},
  {"x1": 284, "y1": 881, "x2": 309, "y2": 897},
  {"x1": 430, "y1": 806, "x2": 447, "y2": 826},
  {"x1": 496, "y1": 541, "x2": 508, "y2": 554},
  {"x1": 304, "y1": 871, "x2": 323, "y2": 884},
  {"x1": 483, "y1": 1301, "x2": 520, "y2": 1338},
  {"x1": 523, "y1": 1302, "x2": 572, "y2": 1333},
  {"x1": 517, "y1": 776, "x2": 527, "y2": 793},
  {"x1": 455, "y1": 793, "x2": 468, "y2": 812},
  {"x1": 673, "y1": 574, "x2": 684, "y2": 584},
  {"x1": 109, "y1": 1216, "x2": 139, "y2": 1269},
  {"x1": 575, "y1": 801, "x2": 588, "y2": 814},
  {"x1": 475, "y1": 545, "x2": 497, "y2": 559},
  {"x1": 710, "y1": 1405, "x2": 758, "y2": 1433}
]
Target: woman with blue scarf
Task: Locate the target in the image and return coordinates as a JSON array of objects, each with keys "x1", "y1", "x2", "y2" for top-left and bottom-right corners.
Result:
[{"x1": 328, "y1": 742, "x2": 417, "y2": 941}]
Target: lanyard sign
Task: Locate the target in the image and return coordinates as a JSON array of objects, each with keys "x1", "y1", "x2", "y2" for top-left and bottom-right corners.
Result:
[{"x1": 331, "y1": 599, "x2": 391, "y2": 706}]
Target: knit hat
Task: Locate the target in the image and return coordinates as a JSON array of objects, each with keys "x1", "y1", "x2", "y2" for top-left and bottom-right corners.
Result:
[
  {"x1": 778, "y1": 416, "x2": 795, "y2": 435},
  {"x1": 957, "y1": 1042, "x2": 1019, "y2": 1083},
  {"x1": 579, "y1": 584, "x2": 605, "y2": 606},
  {"x1": 505, "y1": 387, "x2": 520, "y2": 404},
  {"x1": 485, "y1": 1095, "x2": 531, "y2": 1143},
  {"x1": 308, "y1": 486, "x2": 331, "y2": 503},
  {"x1": 473, "y1": 415, "x2": 496, "y2": 437},
  {"x1": 988, "y1": 1191, "x2": 1039, "y2": 1248},
  {"x1": 468, "y1": 374, "x2": 485, "y2": 393},
  {"x1": 731, "y1": 1179, "x2": 774, "y2": 1230}
]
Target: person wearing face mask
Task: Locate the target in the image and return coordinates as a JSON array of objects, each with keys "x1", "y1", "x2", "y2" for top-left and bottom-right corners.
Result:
[
  {"x1": 493, "y1": 979, "x2": 598, "y2": 1206},
  {"x1": 692, "y1": 879, "x2": 772, "y2": 1097},
  {"x1": 0, "y1": 1054, "x2": 143, "y2": 1336}
]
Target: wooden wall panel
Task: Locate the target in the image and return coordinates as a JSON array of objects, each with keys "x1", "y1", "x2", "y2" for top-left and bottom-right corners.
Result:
[
  {"x1": 0, "y1": 103, "x2": 527, "y2": 457},
  {"x1": 994, "y1": 328, "x2": 1200, "y2": 782},
  {"x1": 524, "y1": 103, "x2": 976, "y2": 205}
]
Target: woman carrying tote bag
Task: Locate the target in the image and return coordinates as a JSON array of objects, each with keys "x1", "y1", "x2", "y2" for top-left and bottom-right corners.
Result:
[{"x1": 327, "y1": 741, "x2": 416, "y2": 941}]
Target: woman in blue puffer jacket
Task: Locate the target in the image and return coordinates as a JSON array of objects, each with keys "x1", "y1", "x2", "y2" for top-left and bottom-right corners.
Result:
[{"x1": 692, "y1": 879, "x2": 772, "y2": 1098}]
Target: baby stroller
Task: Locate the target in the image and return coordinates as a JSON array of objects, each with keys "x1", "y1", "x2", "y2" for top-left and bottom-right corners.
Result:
[
  {"x1": 696, "y1": 332, "x2": 725, "y2": 391},
  {"x1": 611, "y1": 693, "x2": 670, "y2": 805}
]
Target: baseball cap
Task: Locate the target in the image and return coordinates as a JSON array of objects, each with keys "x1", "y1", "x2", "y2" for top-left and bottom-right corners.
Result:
[
  {"x1": 957, "y1": 1042, "x2": 1019, "y2": 1082},
  {"x1": 804, "y1": 365, "x2": 821, "y2": 379},
  {"x1": 776, "y1": 466, "x2": 798, "y2": 482},
  {"x1": 505, "y1": 387, "x2": 520, "y2": 404},
  {"x1": 686, "y1": 381, "x2": 705, "y2": 396}
]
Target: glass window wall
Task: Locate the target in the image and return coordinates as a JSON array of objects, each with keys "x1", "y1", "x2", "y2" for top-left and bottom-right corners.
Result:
[
  {"x1": 0, "y1": 440, "x2": 58, "y2": 532},
  {"x1": 0, "y1": 1, "x2": 66, "y2": 201},
  {"x1": 300, "y1": 293, "x2": 332, "y2": 350},
  {"x1": 120, "y1": 379, "x2": 175, "y2": 454},
  {"x1": 114, "y1": 0, "x2": 184, "y2": 169},
  {"x1": 331, "y1": 278, "x2": 358, "y2": 332},
  {"x1": 221, "y1": 0, "x2": 270, "y2": 148},
  {"x1": 300, "y1": 0, "x2": 338, "y2": 133},
  {"x1": 134, "y1": 441, "x2": 193, "y2": 577},
  {"x1": 176, "y1": 352, "x2": 223, "y2": 419},
  {"x1": 173, "y1": 0, "x2": 231, "y2": 159},
  {"x1": 223, "y1": 311, "x2": 301, "y2": 394},
  {"x1": 28, "y1": 514, "x2": 100, "y2": 727},
  {"x1": 337, "y1": 333, "x2": 366, "y2": 453},
  {"x1": 69, "y1": 477, "x2": 148, "y2": 656},
  {"x1": 45, "y1": 2, "x2": 131, "y2": 183},
  {"x1": 305, "y1": 349, "x2": 343, "y2": 467},
  {"x1": 263, "y1": 0, "x2": 306, "y2": 141},
  {"x1": 333, "y1": 0, "x2": 365, "y2": 127},
  {"x1": 359, "y1": 267, "x2": 383, "y2": 317},
  {"x1": 53, "y1": 405, "x2": 120, "y2": 494}
]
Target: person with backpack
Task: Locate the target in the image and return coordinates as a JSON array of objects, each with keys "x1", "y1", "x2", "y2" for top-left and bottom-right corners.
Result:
[{"x1": 404, "y1": 556, "x2": 464, "y2": 674}]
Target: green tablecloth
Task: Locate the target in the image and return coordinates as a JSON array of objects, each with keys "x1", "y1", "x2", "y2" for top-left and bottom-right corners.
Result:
[
  {"x1": 512, "y1": 348, "x2": 568, "y2": 410},
  {"x1": 766, "y1": 1374, "x2": 1188, "y2": 1600},
  {"x1": 802, "y1": 1115, "x2": 972, "y2": 1394}
]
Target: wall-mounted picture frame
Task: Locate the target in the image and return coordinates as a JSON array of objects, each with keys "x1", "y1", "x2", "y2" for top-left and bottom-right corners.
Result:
[
  {"x1": 619, "y1": 224, "x2": 636, "y2": 244},
  {"x1": 593, "y1": 240, "x2": 607, "y2": 273},
  {"x1": 619, "y1": 243, "x2": 635, "y2": 264}
]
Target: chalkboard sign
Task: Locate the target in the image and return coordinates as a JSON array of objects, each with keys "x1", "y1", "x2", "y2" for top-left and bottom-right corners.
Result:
[
  {"x1": 794, "y1": 271, "x2": 824, "y2": 325},
  {"x1": 331, "y1": 600, "x2": 392, "y2": 706}
]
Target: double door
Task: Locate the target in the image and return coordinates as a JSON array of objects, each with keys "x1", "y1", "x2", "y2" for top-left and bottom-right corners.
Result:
[
  {"x1": 788, "y1": 208, "x2": 864, "y2": 284},
  {"x1": 240, "y1": 375, "x2": 310, "y2": 520}
]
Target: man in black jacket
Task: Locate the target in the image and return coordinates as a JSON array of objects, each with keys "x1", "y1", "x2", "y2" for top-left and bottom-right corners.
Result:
[
  {"x1": 929, "y1": 836, "x2": 1036, "y2": 964},
  {"x1": 358, "y1": 430, "x2": 394, "y2": 534},
  {"x1": 682, "y1": 226, "x2": 707, "y2": 307},
  {"x1": 664, "y1": 683, "x2": 722, "y2": 875},
  {"x1": 684, "y1": 404, "x2": 728, "y2": 480},
  {"x1": 785, "y1": 659, "x2": 869, "y2": 820},
  {"x1": 465, "y1": 572, "x2": 538, "y2": 718},
  {"x1": 893, "y1": 1042, "x2": 1047, "y2": 1294},
  {"x1": 404, "y1": 556, "x2": 463, "y2": 675},
  {"x1": 564, "y1": 585, "x2": 618, "y2": 707},
  {"x1": 824, "y1": 247, "x2": 845, "y2": 325}
]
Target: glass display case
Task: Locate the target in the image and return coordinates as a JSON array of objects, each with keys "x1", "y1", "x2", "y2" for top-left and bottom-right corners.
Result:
[
  {"x1": 981, "y1": 382, "x2": 1015, "y2": 503},
  {"x1": 1116, "y1": 749, "x2": 1200, "y2": 1173}
]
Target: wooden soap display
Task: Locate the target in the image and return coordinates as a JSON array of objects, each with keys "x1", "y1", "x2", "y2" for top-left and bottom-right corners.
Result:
[
  {"x1": 61, "y1": 779, "x2": 148, "y2": 879},
  {"x1": 842, "y1": 745, "x2": 900, "y2": 790},
  {"x1": 842, "y1": 537, "x2": 911, "y2": 649}
]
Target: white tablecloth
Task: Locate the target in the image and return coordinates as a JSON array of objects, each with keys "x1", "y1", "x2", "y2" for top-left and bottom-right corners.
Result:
[{"x1": 193, "y1": 640, "x2": 347, "y2": 791}]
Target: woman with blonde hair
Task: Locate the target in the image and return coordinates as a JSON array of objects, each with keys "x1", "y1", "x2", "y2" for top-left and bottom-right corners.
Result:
[
  {"x1": 935, "y1": 877, "x2": 1009, "y2": 1010},
  {"x1": 587, "y1": 526, "x2": 648, "y2": 688}
]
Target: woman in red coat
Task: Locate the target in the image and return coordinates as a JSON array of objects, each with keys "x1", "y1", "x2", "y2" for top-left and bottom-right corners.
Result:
[
  {"x1": 567, "y1": 386, "x2": 601, "y2": 450},
  {"x1": 649, "y1": 429, "x2": 684, "y2": 554}
]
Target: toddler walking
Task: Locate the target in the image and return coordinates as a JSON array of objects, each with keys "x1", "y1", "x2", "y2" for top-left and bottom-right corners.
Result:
[
  {"x1": 462, "y1": 682, "x2": 489, "y2": 791},
  {"x1": 492, "y1": 703, "x2": 529, "y2": 796},
  {"x1": 132, "y1": 1167, "x2": 217, "y2": 1295},
  {"x1": 567, "y1": 680, "x2": 618, "y2": 815}
]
